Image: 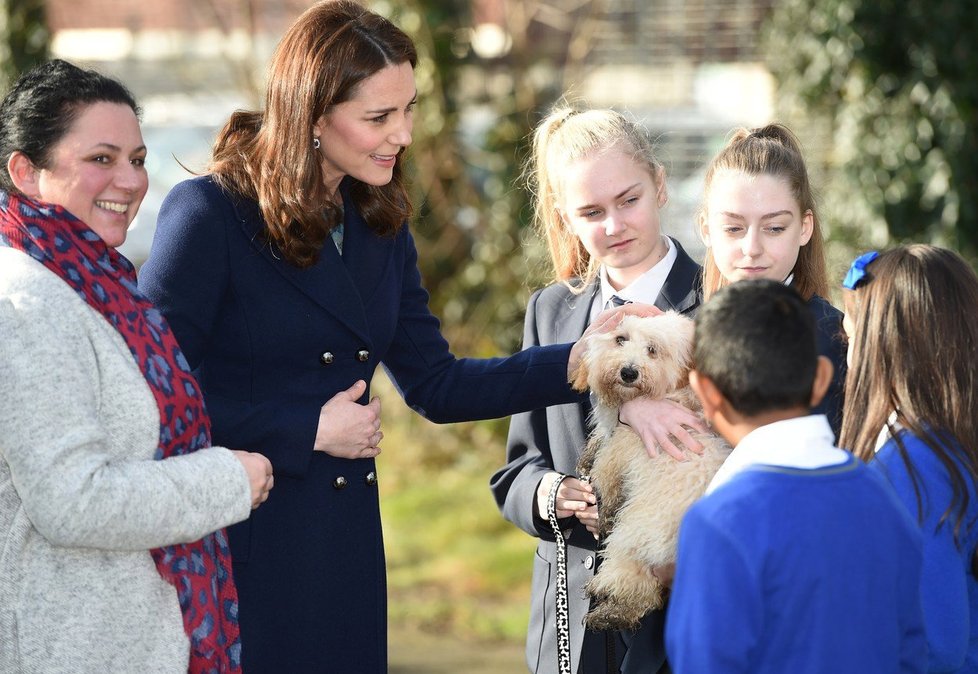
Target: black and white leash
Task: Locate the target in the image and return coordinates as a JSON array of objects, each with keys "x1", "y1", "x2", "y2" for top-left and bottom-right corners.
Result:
[{"x1": 546, "y1": 473, "x2": 574, "y2": 674}]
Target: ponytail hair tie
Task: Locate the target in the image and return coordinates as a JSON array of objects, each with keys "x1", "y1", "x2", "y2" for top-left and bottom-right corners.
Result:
[{"x1": 842, "y1": 250, "x2": 879, "y2": 289}]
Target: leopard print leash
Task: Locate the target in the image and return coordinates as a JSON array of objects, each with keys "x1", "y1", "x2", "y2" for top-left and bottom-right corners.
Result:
[{"x1": 547, "y1": 474, "x2": 574, "y2": 674}]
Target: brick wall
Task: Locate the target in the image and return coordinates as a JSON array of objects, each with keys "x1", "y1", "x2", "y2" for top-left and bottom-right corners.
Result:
[{"x1": 46, "y1": 0, "x2": 308, "y2": 32}]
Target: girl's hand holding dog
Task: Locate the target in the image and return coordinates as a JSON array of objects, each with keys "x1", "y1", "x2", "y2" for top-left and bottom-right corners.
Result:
[
  {"x1": 619, "y1": 397, "x2": 707, "y2": 461},
  {"x1": 567, "y1": 303, "x2": 663, "y2": 381},
  {"x1": 575, "y1": 500, "x2": 600, "y2": 538},
  {"x1": 651, "y1": 562, "x2": 676, "y2": 587},
  {"x1": 314, "y1": 379, "x2": 383, "y2": 459},
  {"x1": 536, "y1": 472, "x2": 597, "y2": 527}
]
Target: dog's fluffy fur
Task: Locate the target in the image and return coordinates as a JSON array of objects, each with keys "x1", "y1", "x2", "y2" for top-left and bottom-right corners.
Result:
[{"x1": 572, "y1": 312, "x2": 731, "y2": 631}]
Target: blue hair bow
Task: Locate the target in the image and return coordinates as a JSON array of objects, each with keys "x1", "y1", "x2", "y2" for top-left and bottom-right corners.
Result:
[{"x1": 842, "y1": 251, "x2": 879, "y2": 290}]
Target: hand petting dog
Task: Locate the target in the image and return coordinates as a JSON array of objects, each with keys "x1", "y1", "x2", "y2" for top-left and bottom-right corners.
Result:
[{"x1": 566, "y1": 302, "x2": 662, "y2": 383}]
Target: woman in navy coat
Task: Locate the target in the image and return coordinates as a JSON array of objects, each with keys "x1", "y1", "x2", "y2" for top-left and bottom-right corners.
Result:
[{"x1": 138, "y1": 2, "x2": 628, "y2": 671}]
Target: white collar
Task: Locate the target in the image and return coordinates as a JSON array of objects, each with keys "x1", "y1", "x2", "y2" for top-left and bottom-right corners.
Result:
[
  {"x1": 874, "y1": 411, "x2": 902, "y2": 453},
  {"x1": 598, "y1": 236, "x2": 677, "y2": 308},
  {"x1": 706, "y1": 414, "x2": 848, "y2": 494}
]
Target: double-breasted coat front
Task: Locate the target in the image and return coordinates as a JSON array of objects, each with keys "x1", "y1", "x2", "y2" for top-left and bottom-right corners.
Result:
[{"x1": 139, "y1": 176, "x2": 582, "y2": 672}]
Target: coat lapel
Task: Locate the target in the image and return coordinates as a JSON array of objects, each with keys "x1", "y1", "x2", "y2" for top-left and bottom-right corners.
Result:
[
  {"x1": 229, "y1": 190, "x2": 373, "y2": 344},
  {"x1": 653, "y1": 237, "x2": 702, "y2": 315},
  {"x1": 552, "y1": 283, "x2": 598, "y2": 445},
  {"x1": 336, "y1": 179, "x2": 397, "y2": 308}
]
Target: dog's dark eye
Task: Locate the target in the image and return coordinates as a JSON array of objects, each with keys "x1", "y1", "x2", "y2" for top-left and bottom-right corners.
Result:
[
  {"x1": 647, "y1": 344, "x2": 657, "y2": 355},
  {"x1": 615, "y1": 335, "x2": 627, "y2": 346}
]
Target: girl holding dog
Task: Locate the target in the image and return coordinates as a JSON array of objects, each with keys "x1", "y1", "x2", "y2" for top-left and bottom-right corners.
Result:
[
  {"x1": 490, "y1": 105, "x2": 704, "y2": 674},
  {"x1": 841, "y1": 244, "x2": 978, "y2": 672}
]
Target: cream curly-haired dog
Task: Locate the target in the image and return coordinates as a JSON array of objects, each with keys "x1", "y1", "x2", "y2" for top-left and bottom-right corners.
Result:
[{"x1": 572, "y1": 311, "x2": 731, "y2": 631}]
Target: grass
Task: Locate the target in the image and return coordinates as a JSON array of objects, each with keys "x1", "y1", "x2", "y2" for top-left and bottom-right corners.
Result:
[{"x1": 374, "y1": 371, "x2": 538, "y2": 644}]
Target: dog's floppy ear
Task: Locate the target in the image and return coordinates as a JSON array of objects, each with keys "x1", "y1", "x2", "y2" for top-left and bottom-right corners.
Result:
[
  {"x1": 570, "y1": 351, "x2": 590, "y2": 392},
  {"x1": 668, "y1": 316, "x2": 696, "y2": 391}
]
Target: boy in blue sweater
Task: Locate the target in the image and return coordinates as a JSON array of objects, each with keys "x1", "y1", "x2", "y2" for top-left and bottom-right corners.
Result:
[{"x1": 665, "y1": 279, "x2": 925, "y2": 674}]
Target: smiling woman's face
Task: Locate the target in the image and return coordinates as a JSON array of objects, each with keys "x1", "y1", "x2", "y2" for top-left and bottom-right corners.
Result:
[
  {"x1": 32, "y1": 101, "x2": 148, "y2": 247},
  {"x1": 313, "y1": 61, "x2": 417, "y2": 199}
]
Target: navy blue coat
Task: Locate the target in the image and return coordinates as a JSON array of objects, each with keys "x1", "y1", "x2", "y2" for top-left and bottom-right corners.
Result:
[{"x1": 138, "y1": 176, "x2": 582, "y2": 673}]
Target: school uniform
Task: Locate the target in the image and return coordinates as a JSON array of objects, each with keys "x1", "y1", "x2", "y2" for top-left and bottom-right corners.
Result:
[
  {"x1": 666, "y1": 415, "x2": 926, "y2": 674},
  {"x1": 490, "y1": 237, "x2": 701, "y2": 674},
  {"x1": 873, "y1": 428, "x2": 978, "y2": 672},
  {"x1": 138, "y1": 175, "x2": 582, "y2": 672}
]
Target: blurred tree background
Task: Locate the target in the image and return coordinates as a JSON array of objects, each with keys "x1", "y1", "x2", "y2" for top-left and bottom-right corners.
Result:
[
  {"x1": 765, "y1": 0, "x2": 978, "y2": 274},
  {"x1": 370, "y1": 0, "x2": 613, "y2": 649},
  {"x1": 3, "y1": 0, "x2": 976, "y2": 667},
  {"x1": 0, "y1": 0, "x2": 49, "y2": 87}
]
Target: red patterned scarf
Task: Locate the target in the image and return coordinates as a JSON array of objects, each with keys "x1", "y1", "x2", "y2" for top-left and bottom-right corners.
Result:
[{"x1": 0, "y1": 191, "x2": 242, "y2": 673}]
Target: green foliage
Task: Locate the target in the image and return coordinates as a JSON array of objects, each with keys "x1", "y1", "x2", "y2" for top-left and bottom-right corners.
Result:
[
  {"x1": 0, "y1": 0, "x2": 49, "y2": 88},
  {"x1": 374, "y1": 1, "x2": 590, "y2": 356},
  {"x1": 764, "y1": 0, "x2": 978, "y2": 258},
  {"x1": 371, "y1": 0, "x2": 532, "y2": 356}
]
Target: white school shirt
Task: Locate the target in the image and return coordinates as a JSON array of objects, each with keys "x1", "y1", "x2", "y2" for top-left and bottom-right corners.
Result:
[
  {"x1": 874, "y1": 411, "x2": 903, "y2": 453},
  {"x1": 588, "y1": 235, "x2": 677, "y2": 324},
  {"x1": 705, "y1": 414, "x2": 848, "y2": 495}
]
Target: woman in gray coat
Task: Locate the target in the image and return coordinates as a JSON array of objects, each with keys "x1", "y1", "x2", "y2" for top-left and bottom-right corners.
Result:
[{"x1": 0, "y1": 60, "x2": 273, "y2": 673}]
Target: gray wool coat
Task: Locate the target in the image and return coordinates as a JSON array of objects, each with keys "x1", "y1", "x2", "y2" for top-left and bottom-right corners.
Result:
[{"x1": 0, "y1": 249, "x2": 253, "y2": 673}]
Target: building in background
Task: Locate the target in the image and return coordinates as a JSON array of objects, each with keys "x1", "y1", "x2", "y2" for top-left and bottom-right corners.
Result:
[
  {"x1": 459, "y1": 0, "x2": 778, "y2": 258},
  {"x1": 44, "y1": 0, "x2": 778, "y2": 265},
  {"x1": 45, "y1": 0, "x2": 306, "y2": 263}
]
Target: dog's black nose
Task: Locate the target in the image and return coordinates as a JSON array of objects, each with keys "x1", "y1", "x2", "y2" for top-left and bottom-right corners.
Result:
[{"x1": 620, "y1": 366, "x2": 639, "y2": 383}]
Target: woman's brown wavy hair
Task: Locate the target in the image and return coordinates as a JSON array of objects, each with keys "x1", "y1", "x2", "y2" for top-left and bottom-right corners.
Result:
[{"x1": 209, "y1": 0, "x2": 417, "y2": 267}]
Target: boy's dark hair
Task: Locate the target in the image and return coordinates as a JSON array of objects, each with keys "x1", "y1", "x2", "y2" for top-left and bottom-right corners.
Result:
[{"x1": 694, "y1": 279, "x2": 817, "y2": 416}]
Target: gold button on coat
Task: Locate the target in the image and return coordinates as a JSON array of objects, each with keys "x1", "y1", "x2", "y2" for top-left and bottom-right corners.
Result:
[
  {"x1": 356, "y1": 349, "x2": 369, "y2": 362},
  {"x1": 320, "y1": 351, "x2": 334, "y2": 365},
  {"x1": 333, "y1": 476, "x2": 348, "y2": 490},
  {"x1": 365, "y1": 471, "x2": 377, "y2": 486}
]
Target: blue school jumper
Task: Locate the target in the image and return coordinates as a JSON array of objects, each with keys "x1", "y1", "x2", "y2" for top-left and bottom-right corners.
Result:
[{"x1": 666, "y1": 455, "x2": 925, "y2": 674}]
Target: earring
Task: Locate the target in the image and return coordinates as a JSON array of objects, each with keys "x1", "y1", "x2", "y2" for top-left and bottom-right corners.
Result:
[{"x1": 313, "y1": 137, "x2": 321, "y2": 150}]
